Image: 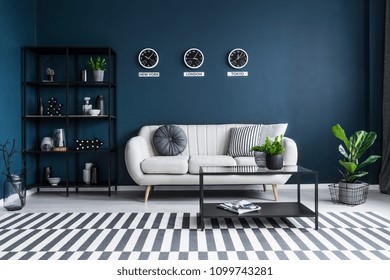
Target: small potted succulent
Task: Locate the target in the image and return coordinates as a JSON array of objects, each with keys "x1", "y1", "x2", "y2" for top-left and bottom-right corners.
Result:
[
  {"x1": 88, "y1": 56, "x2": 106, "y2": 82},
  {"x1": 0, "y1": 139, "x2": 26, "y2": 210},
  {"x1": 331, "y1": 124, "x2": 380, "y2": 204},
  {"x1": 251, "y1": 135, "x2": 284, "y2": 170}
]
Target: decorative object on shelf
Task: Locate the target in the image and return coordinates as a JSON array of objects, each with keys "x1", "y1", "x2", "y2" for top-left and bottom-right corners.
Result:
[
  {"x1": 251, "y1": 135, "x2": 284, "y2": 170},
  {"x1": 184, "y1": 48, "x2": 204, "y2": 69},
  {"x1": 88, "y1": 56, "x2": 106, "y2": 82},
  {"x1": 43, "y1": 166, "x2": 52, "y2": 182},
  {"x1": 228, "y1": 48, "x2": 249, "y2": 69},
  {"x1": 81, "y1": 70, "x2": 88, "y2": 82},
  {"x1": 46, "y1": 67, "x2": 55, "y2": 82},
  {"x1": 85, "y1": 162, "x2": 93, "y2": 170},
  {"x1": 47, "y1": 177, "x2": 61, "y2": 186},
  {"x1": 331, "y1": 124, "x2": 380, "y2": 205},
  {"x1": 91, "y1": 162, "x2": 99, "y2": 184},
  {"x1": 138, "y1": 48, "x2": 159, "y2": 69},
  {"x1": 40, "y1": 137, "x2": 53, "y2": 151},
  {"x1": 46, "y1": 97, "x2": 63, "y2": 116},
  {"x1": 82, "y1": 97, "x2": 92, "y2": 115},
  {"x1": 0, "y1": 139, "x2": 26, "y2": 211},
  {"x1": 38, "y1": 97, "x2": 44, "y2": 115},
  {"x1": 83, "y1": 169, "x2": 91, "y2": 184},
  {"x1": 88, "y1": 109, "x2": 100, "y2": 116},
  {"x1": 52, "y1": 129, "x2": 66, "y2": 151},
  {"x1": 95, "y1": 95, "x2": 105, "y2": 115},
  {"x1": 74, "y1": 138, "x2": 104, "y2": 151}
]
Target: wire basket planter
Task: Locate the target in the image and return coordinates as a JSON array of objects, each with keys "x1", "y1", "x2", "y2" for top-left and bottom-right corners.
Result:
[{"x1": 328, "y1": 182, "x2": 369, "y2": 206}]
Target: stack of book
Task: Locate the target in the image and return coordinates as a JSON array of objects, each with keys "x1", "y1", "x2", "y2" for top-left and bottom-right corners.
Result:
[{"x1": 217, "y1": 200, "x2": 261, "y2": 214}]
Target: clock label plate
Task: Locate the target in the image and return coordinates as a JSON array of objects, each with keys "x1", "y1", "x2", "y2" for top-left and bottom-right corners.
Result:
[
  {"x1": 227, "y1": 71, "x2": 248, "y2": 77},
  {"x1": 184, "y1": 72, "x2": 205, "y2": 77},
  {"x1": 138, "y1": 72, "x2": 160, "y2": 77}
]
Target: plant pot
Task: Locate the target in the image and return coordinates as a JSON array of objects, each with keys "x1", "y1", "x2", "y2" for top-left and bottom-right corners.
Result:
[
  {"x1": 93, "y1": 70, "x2": 104, "y2": 82},
  {"x1": 254, "y1": 151, "x2": 266, "y2": 167},
  {"x1": 266, "y1": 154, "x2": 283, "y2": 170},
  {"x1": 338, "y1": 181, "x2": 369, "y2": 205},
  {"x1": 3, "y1": 175, "x2": 26, "y2": 211}
]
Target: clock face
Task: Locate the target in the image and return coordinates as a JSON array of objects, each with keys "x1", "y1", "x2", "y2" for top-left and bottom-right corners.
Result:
[
  {"x1": 228, "y1": 48, "x2": 248, "y2": 69},
  {"x1": 184, "y1": 48, "x2": 204, "y2": 69},
  {"x1": 138, "y1": 48, "x2": 159, "y2": 69}
]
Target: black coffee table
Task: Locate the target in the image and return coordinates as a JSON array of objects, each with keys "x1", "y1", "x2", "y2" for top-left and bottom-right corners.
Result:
[{"x1": 199, "y1": 165, "x2": 318, "y2": 230}]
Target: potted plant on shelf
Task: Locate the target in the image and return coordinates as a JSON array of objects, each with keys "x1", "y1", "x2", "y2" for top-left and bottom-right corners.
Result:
[
  {"x1": 0, "y1": 139, "x2": 26, "y2": 211},
  {"x1": 331, "y1": 124, "x2": 380, "y2": 204},
  {"x1": 88, "y1": 56, "x2": 106, "y2": 82},
  {"x1": 251, "y1": 135, "x2": 284, "y2": 170}
]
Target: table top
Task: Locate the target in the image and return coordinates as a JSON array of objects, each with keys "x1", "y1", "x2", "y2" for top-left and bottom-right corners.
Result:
[{"x1": 199, "y1": 165, "x2": 317, "y2": 175}]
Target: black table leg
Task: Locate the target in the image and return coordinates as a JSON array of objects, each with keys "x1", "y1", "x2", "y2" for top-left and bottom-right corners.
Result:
[
  {"x1": 315, "y1": 172, "x2": 319, "y2": 230},
  {"x1": 200, "y1": 173, "x2": 204, "y2": 230}
]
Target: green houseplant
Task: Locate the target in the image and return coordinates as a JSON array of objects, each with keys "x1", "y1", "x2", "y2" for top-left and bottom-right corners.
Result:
[
  {"x1": 0, "y1": 139, "x2": 26, "y2": 210},
  {"x1": 251, "y1": 135, "x2": 284, "y2": 169},
  {"x1": 331, "y1": 124, "x2": 380, "y2": 204},
  {"x1": 88, "y1": 56, "x2": 106, "y2": 82}
]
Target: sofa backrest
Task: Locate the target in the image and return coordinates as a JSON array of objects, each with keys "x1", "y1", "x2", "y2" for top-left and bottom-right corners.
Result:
[{"x1": 138, "y1": 124, "x2": 256, "y2": 156}]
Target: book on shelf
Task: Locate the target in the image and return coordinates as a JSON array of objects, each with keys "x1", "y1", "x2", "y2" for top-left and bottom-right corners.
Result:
[{"x1": 217, "y1": 200, "x2": 261, "y2": 214}]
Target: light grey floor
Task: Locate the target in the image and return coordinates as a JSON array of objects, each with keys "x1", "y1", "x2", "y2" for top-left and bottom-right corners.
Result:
[{"x1": 2, "y1": 184, "x2": 389, "y2": 215}]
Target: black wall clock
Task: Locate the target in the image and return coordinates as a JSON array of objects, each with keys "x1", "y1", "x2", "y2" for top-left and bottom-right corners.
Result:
[
  {"x1": 184, "y1": 48, "x2": 204, "y2": 69},
  {"x1": 138, "y1": 48, "x2": 159, "y2": 69},
  {"x1": 228, "y1": 48, "x2": 248, "y2": 69}
]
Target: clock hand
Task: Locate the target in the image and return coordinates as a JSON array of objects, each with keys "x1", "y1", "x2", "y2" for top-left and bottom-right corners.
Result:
[{"x1": 193, "y1": 52, "x2": 198, "y2": 59}]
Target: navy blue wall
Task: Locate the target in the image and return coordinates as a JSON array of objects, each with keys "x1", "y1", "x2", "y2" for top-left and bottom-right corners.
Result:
[
  {"x1": 31, "y1": 0, "x2": 384, "y2": 185},
  {"x1": 0, "y1": 0, "x2": 36, "y2": 198}
]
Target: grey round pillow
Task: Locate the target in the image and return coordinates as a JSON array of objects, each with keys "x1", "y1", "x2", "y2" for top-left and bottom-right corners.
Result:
[{"x1": 153, "y1": 125, "x2": 187, "y2": 156}]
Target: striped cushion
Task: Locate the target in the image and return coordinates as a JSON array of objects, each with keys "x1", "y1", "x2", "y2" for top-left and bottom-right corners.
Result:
[{"x1": 227, "y1": 125, "x2": 261, "y2": 157}]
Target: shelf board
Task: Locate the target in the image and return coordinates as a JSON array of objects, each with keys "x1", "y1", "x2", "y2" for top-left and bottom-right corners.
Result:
[
  {"x1": 24, "y1": 148, "x2": 116, "y2": 154},
  {"x1": 24, "y1": 46, "x2": 116, "y2": 55},
  {"x1": 25, "y1": 81, "x2": 116, "y2": 87},
  {"x1": 27, "y1": 181, "x2": 114, "y2": 189},
  {"x1": 25, "y1": 115, "x2": 116, "y2": 119},
  {"x1": 202, "y1": 202, "x2": 316, "y2": 219}
]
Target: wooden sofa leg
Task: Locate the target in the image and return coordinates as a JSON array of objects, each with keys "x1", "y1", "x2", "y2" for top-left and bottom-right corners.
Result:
[
  {"x1": 144, "y1": 185, "x2": 152, "y2": 202},
  {"x1": 272, "y1": 184, "x2": 279, "y2": 201},
  {"x1": 263, "y1": 184, "x2": 267, "y2": 192}
]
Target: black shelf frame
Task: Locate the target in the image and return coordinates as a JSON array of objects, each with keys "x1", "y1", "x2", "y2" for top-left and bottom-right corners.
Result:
[
  {"x1": 22, "y1": 46, "x2": 118, "y2": 197},
  {"x1": 199, "y1": 166, "x2": 319, "y2": 230}
]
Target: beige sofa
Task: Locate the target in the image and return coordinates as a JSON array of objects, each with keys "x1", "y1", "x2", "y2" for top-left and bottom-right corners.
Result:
[{"x1": 125, "y1": 124, "x2": 298, "y2": 202}]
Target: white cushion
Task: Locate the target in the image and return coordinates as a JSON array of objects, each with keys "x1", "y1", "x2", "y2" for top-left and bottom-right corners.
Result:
[
  {"x1": 188, "y1": 155, "x2": 236, "y2": 174},
  {"x1": 234, "y1": 156, "x2": 256, "y2": 166},
  {"x1": 259, "y1": 123, "x2": 288, "y2": 144},
  {"x1": 141, "y1": 156, "x2": 188, "y2": 174}
]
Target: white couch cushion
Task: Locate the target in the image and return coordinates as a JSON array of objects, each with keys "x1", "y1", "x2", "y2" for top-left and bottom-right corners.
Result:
[
  {"x1": 234, "y1": 156, "x2": 256, "y2": 166},
  {"x1": 189, "y1": 155, "x2": 236, "y2": 174},
  {"x1": 227, "y1": 125, "x2": 261, "y2": 157},
  {"x1": 141, "y1": 156, "x2": 189, "y2": 174}
]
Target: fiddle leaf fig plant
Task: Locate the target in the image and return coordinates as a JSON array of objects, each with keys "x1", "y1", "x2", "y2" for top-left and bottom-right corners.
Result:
[
  {"x1": 332, "y1": 124, "x2": 380, "y2": 183},
  {"x1": 251, "y1": 135, "x2": 284, "y2": 156}
]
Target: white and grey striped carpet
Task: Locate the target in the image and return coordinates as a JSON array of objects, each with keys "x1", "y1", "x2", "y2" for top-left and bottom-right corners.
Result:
[{"x1": 0, "y1": 212, "x2": 389, "y2": 260}]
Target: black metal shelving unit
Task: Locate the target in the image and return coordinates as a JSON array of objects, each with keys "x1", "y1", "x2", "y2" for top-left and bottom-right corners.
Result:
[{"x1": 22, "y1": 46, "x2": 117, "y2": 196}]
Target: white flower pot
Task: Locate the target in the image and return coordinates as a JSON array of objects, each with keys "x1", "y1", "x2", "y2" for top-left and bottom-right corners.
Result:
[
  {"x1": 338, "y1": 181, "x2": 369, "y2": 205},
  {"x1": 93, "y1": 70, "x2": 104, "y2": 82}
]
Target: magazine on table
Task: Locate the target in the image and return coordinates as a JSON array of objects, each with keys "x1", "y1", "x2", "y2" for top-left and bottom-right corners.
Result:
[{"x1": 217, "y1": 199, "x2": 261, "y2": 214}]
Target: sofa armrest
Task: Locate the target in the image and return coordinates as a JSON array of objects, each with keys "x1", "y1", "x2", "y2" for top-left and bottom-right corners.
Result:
[
  {"x1": 124, "y1": 136, "x2": 151, "y2": 185},
  {"x1": 283, "y1": 137, "x2": 298, "y2": 165}
]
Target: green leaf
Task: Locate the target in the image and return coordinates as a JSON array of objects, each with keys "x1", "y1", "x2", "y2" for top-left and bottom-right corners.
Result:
[
  {"x1": 338, "y1": 145, "x2": 349, "y2": 159},
  {"x1": 356, "y1": 155, "x2": 381, "y2": 171},
  {"x1": 332, "y1": 124, "x2": 350, "y2": 151},
  {"x1": 339, "y1": 160, "x2": 357, "y2": 175},
  {"x1": 348, "y1": 171, "x2": 368, "y2": 183},
  {"x1": 355, "y1": 132, "x2": 377, "y2": 159}
]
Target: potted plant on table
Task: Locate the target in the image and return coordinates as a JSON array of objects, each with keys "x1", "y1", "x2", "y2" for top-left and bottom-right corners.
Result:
[
  {"x1": 0, "y1": 139, "x2": 26, "y2": 211},
  {"x1": 88, "y1": 56, "x2": 106, "y2": 82},
  {"x1": 251, "y1": 135, "x2": 284, "y2": 170},
  {"x1": 331, "y1": 124, "x2": 380, "y2": 204}
]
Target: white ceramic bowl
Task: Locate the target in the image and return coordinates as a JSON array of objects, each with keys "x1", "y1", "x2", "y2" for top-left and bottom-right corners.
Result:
[
  {"x1": 88, "y1": 109, "x2": 100, "y2": 116},
  {"x1": 48, "y1": 177, "x2": 61, "y2": 186}
]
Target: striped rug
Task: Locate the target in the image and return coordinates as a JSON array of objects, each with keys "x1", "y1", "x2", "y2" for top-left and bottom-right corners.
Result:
[{"x1": 0, "y1": 212, "x2": 389, "y2": 260}]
